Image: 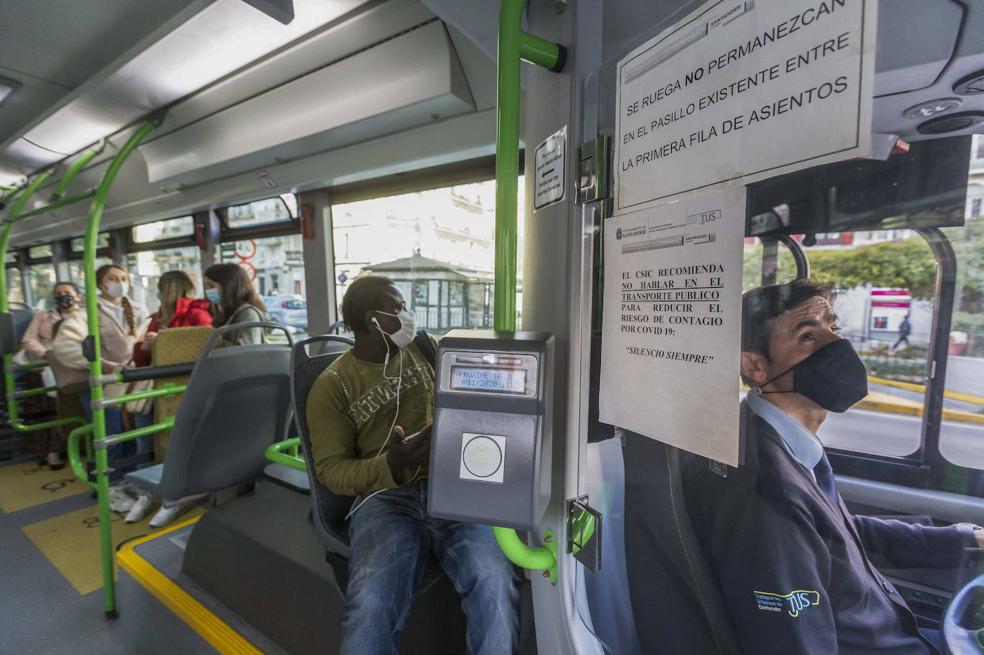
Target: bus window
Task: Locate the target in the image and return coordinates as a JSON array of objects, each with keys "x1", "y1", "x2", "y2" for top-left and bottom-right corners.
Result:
[
  {"x1": 225, "y1": 197, "x2": 292, "y2": 229},
  {"x1": 27, "y1": 263, "x2": 55, "y2": 310},
  {"x1": 939, "y1": 135, "x2": 984, "y2": 468},
  {"x1": 331, "y1": 179, "x2": 523, "y2": 335},
  {"x1": 67, "y1": 257, "x2": 112, "y2": 283},
  {"x1": 6, "y1": 266, "x2": 23, "y2": 304},
  {"x1": 132, "y1": 216, "x2": 194, "y2": 243},
  {"x1": 742, "y1": 237, "x2": 799, "y2": 290},
  {"x1": 70, "y1": 234, "x2": 111, "y2": 252},
  {"x1": 219, "y1": 233, "x2": 305, "y2": 334},
  {"x1": 742, "y1": 230, "x2": 936, "y2": 458},
  {"x1": 809, "y1": 230, "x2": 936, "y2": 458}
]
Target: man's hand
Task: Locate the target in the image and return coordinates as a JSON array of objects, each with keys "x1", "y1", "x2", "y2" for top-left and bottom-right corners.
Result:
[{"x1": 386, "y1": 425, "x2": 431, "y2": 474}]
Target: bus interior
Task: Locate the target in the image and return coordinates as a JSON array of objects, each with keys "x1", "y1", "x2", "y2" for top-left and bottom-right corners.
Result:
[{"x1": 1, "y1": 1, "x2": 984, "y2": 654}]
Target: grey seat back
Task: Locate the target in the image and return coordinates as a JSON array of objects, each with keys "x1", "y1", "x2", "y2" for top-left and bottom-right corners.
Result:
[
  {"x1": 9, "y1": 304, "x2": 33, "y2": 343},
  {"x1": 156, "y1": 322, "x2": 293, "y2": 500},
  {"x1": 291, "y1": 335, "x2": 356, "y2": 558},
  {"x1": 623, "y1": 432, "x2": 742, "y2": 655}
]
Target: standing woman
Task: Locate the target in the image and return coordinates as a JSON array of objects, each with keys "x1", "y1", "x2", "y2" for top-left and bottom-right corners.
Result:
[
  {"x1": 203, "y1": 263, "x2": 267, "y2": 345},
  {"x1": 132, "y1": 270, "x2": 213, "y2": 367},
  {"x1": 19, "y1": 282, "x2": 84, "y2": 468},
  {"x1": 50, "y1": 264, "x2": 150, "y2": 514}
]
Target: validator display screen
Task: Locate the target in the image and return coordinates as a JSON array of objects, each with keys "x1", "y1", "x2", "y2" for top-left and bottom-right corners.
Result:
[{"x1": 449, "y1": 366, "x2": 527, "y2": 394}]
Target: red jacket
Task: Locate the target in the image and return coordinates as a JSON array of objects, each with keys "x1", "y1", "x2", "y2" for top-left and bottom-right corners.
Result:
[{"x1": 132, "y1": 298, "x2": 214, "y2": 366}]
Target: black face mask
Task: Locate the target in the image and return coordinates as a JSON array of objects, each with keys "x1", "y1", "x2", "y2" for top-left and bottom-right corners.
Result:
[
  {"x1": 54, "y1": 294, "x2": 76, "y2": 310},
  {"x1": 759, "y1": 339, "x2": 868, "y2": 413}
]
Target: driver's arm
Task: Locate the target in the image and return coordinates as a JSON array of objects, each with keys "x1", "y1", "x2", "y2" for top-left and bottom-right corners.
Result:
[{"x1": 852, "y1": 515, "x2": 979, "y2": 569}]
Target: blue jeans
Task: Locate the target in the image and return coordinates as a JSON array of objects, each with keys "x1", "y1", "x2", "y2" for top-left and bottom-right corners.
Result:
[{"x1": 342, "y1": 480, "x2": 521, "y2": 655}]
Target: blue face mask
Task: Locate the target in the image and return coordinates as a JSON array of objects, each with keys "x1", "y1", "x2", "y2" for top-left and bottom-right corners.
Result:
[{"x1": 205, "y1": 288, "x2": 221, "y2": 305}]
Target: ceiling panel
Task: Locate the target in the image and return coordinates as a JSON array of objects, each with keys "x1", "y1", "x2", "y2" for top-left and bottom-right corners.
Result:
[{"x1": 0, "y1": 0, "x2": 200, "y2": 145}]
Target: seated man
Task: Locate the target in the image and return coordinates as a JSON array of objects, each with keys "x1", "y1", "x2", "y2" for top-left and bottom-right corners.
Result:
[
  {"x1": 683, "y1": 278, "x2": 982, "y2": 654},
  {"x1": 307, "y1": 275, "x2": 520, "y2": 655}
]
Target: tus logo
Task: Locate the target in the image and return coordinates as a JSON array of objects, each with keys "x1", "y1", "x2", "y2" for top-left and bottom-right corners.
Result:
[{"x1": 753, "y1": 589, "x2": 821, "y2": 618}]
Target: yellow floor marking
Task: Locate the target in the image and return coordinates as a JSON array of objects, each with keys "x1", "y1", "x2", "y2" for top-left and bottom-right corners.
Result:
[
  {"x1": 20, "y1": 502, "x2": 203, "y2": 595},
  {"x1": 0, "y1": 460, "x2": 86, "y2": 513},
  {"x1": 118, "y1": 517, "x2": 263, "y2": 655}
]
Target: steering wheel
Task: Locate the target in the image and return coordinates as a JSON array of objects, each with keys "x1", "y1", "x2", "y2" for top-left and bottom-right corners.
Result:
[{"x1": 944, "y1": 573, "x2": 984, "y2": 654}]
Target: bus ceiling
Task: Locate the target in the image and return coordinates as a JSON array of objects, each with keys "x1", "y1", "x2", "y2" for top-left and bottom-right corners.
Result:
[{"x1": 1, "y1": 0, "x2": 984, "y2": 236}]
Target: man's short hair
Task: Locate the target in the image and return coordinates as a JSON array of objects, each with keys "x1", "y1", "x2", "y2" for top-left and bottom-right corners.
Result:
[
  {"x1": 741, "y1": 278, "x2": 833, "y2": 362},
  {"x1": 341, "y1": 275, "x2": 396, "y2": 334}
]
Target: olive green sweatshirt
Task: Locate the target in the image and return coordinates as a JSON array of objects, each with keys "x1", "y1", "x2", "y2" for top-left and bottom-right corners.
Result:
[{"x1": 307, "y1": 338, "x2": 435, "y2": 497}]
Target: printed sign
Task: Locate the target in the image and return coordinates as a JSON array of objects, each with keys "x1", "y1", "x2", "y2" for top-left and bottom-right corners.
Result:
[
  {"x1": 599, "y1": 187, "x2": 745, "y2": 465},
  {"x1": 534, "y1": 126, "x2": 567, "y2": 210},
  {"x1": 614, "y1": 0, "x2": 876, "y2": 210}
]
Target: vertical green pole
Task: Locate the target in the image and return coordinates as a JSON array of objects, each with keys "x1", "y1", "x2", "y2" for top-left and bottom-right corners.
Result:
[
  {"x1": 494, "y1": 1, "x2": 563, "y2": 332},
  {"x1": 86, "y1": 121, "x2": 157, "y2": 619},
  {"x1": 492, "y1": 0, "x2": 564, "y2": 581},
  {"x1": 494, "y1": 0, "x2": 525, "y2": 332},
  {"x1": 2, "y1": 173, "x2": 53, "y2": 428}
]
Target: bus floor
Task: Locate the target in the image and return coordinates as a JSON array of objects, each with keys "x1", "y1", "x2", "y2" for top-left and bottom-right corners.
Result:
[{"x1": 0, "y1": 453, "x2": 225, "y2": 655}]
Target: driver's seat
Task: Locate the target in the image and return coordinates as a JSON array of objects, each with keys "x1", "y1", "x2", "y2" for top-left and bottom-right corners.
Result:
[{"x1": 623, "y1": 430, "x2": 742, "y2": 655}]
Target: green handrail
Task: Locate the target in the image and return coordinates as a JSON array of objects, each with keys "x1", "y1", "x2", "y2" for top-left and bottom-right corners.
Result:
[
  {"x1": 52, "y1": 149, "x2": 98, "y2": 200},
  {"x1": 67, "y1": 423, "x2": 96, "y2": 491},
  {"x1": 83, "y1": 120, "x2": 158, "y2": 619},
  {"x1": 1, "y1": 172, "x2": 53, "y2": 432},
  {"x1": 494, "y1": 0, "x2": 564, "y2": 332},
  {"x1": 266, "y1": 438, "x2": 307, "y2": 472},
  {"x1": 100, "y1": 383, "x2": 186, "y2": 408},
  {"x1": 494, "y1": 526, "x2": 558, "y2": 582},
  {"x1": 492, "y1": 0, "x2": 564, "y2": 582},
  {"x1": 11, "y1": 189, "x2": 97, "y2": 222}
]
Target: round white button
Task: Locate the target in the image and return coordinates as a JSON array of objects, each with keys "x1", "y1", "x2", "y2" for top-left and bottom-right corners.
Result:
[{"x1": 462, "y1": 435, "x2": 503, "y2": 478}]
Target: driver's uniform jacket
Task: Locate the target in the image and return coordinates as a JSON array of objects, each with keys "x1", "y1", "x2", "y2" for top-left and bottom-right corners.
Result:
[{"x1": 683, "y1": 398, "x2": 971, "y2": 654}]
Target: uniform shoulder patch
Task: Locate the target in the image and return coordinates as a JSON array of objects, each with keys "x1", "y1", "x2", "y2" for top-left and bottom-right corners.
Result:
[{"x1": 753, "y1": 589, "x2": 821, "y2": 618}]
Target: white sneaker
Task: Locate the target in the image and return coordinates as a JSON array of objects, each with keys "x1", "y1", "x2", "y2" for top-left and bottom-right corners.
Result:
[
  {"x1": 108, "y1": 484, "x2": 136, "y2": 513},
  {"x1": 149, "y1": 501, "x2": 192, "y2": 528},
  {"x1": 125, "y1": 494, "x2": 156, "y2": 523}
]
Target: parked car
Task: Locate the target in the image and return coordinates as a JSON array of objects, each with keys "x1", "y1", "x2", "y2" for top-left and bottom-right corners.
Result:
[{"x1": 264, "y1": 294, "x2": 308, "y2": 331}]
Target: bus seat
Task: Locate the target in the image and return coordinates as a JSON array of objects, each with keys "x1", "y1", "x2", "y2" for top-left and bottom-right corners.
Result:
[
  {"x1": 290, "y1": 334, "x2": 461, "y2": 602},
  {"x1": 623, "y1": 431, "x2": 741, "y2": 655},
  {"x1": 125, "y1": 323, "x2": 292, "y2": 501},
  {"x1": 151, "y1": 326, "x2": 213, "y2": 461},
  {"x1": 291, "y1": 335, "x2": 357, "y2": 558},
  {"x1": 10, "y1": 303, "x2": 34, "y2": 343}
]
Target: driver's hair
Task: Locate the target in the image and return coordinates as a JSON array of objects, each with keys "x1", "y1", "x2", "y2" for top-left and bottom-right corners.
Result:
[
  {"x1": 342, "y1": 275, "x2": 396, "y2": 334},
  {"x1": 741, "y1": 278, "x2": 833, "y2": 385}
]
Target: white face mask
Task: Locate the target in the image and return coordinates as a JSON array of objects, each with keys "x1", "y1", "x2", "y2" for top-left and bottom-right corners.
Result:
[
  {"x1": 104, "y1": 281, "x2": 129, "y2": 300},
  {"x1": 374, "y1": 308, "x2": 416, "y2": 349}
]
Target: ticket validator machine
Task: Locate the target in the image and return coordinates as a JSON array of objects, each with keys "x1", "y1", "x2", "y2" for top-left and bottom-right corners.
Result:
[{"x1": 428, "y1": 331, "x2": 554, "y2": 531}]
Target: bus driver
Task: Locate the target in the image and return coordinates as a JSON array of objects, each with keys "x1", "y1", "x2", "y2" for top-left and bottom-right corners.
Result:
[
  {"x1": 684, "y1": 278, "x2": 983, "y2": 654},
  {"x1": 307, "y1": 275, "x2": 520, "y2": 655}
]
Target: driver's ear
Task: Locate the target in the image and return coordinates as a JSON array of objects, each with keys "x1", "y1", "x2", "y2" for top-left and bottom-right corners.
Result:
[
  {"x1": 364, "y1": 309, "x2": 377, "y2": 330},
  {"x1": 741, "y1": 351, "x2": 770, "y2": 388}
]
